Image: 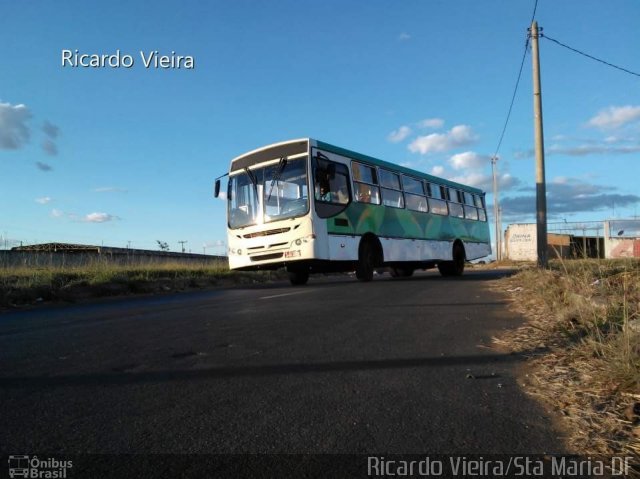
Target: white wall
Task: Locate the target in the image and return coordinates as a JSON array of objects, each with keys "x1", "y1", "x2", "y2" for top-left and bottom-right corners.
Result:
[{"x1": 504, "y1": 224, "x2": 537, "y2": 261}]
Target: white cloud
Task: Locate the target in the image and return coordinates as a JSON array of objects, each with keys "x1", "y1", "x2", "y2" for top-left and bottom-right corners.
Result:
[
  {"x1": 430, "y1": 165, "x2": 445, "y2": 176},
  {"x1": 35, "y1": 197, "x2": 52, "y2": 204},
  {"x1": 551, "y1": 176, "x2": 569, "y2": 185},
  {"x1": 398, "y1": 32, "x2": 411, "y2": 41},
  {"x1": 449, "y1": 151, "x2": 490, "y2": 170},
  {"x1": 419, "y1": 118, "x2": 444, "y2": 129},
  {"x1": 0, "y1": 101, "x2": 31, "y2": 150},
  {"x1": 387, "y1": 125, "x2": 412, "y2": 143},
  {"x1": 50, "y1": 209, "x2": 65, "y2": 218},
  {"x1": 84, "y1": 212, "x2": 119, "y2": 223},
  {"x1": 449, "y1": 172, "x2": 520, "y2": 192},
  {"x1": 408, "y1": 125, "x2": 477, "y2": 155},
  {"x1": 587, "y1": 105, "x2": 640, "y2": 130}
]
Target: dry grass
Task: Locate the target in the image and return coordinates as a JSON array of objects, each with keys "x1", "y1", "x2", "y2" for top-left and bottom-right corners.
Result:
[
  {"x1": 493, "y1": 259, "x2": 640, "y2": 461},
  {"x1": 0, "y1": 259, "x2": 283, "y2": 307}
]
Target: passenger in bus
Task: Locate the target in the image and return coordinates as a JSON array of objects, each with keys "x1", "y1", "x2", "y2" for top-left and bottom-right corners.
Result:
[
  {"x1": 317, "y1": 183, "x2": 331, "y2": 202},
  {"x1": 334, "y1": 185, "x2": 349, "y2": 204},
  {"x1": 317, "y1": 183, "x2": 348, "y2": 204}
]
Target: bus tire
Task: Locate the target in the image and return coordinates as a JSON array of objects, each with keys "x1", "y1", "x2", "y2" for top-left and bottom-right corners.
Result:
[
  {"x1": 288, "y1": 269, "x2": 309, "y2": 285},
  {"x1": 438, "y1": 242, "x2": 465, "y2": 277},
  {"x1": 356, "y1": 238, "x2": 377, "y2": 282}
]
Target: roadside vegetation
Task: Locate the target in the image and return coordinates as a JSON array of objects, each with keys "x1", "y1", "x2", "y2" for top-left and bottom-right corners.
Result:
[
  {"x1": 0, "y1": 258, "x2": 282, "y2": 308},
  {"x1": 494, "y1": 259, "x2": 639, "y2": 460}
]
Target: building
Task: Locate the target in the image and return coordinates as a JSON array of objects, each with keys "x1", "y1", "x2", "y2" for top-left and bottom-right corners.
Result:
[{"x1": 504, "y1": 219, "x2": 640, "y2": 261}]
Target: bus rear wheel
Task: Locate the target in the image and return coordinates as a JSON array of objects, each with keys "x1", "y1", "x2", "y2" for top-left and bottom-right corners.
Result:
[
  {"x1": 438, "y1": 242, "x2": 465, "y2": 277},
  {"x1": 288, "y1": 269, "x2": 309, "y2": 285},
  {"x1": 356, "y1": 240, "x2": 376, "y2": 282}
]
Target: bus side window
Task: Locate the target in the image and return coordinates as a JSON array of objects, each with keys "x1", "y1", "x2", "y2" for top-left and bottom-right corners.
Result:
[
  {"x1": 446, "y1": 188, "x2": 464, "y2": 218},
  {"x1": 352, "y1": 162, "x2": 381, "y2": 205},
  {"x1": 403, "y1": 175, "x2": 428, "y2": 213},
  {"x1": 380, "y1": 169, "x2": 404, "y2": 209},
  {"x1": 315, "y1": 160, "x2": 350, "y2": 205},
  {"x1": 464, "y1": 192, "x2": 475, "y2": 206}
]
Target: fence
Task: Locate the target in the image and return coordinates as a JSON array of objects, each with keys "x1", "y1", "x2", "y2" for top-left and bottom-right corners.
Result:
[{"x1": 0, "y1": 249, "x2": 228, "y2": 269}]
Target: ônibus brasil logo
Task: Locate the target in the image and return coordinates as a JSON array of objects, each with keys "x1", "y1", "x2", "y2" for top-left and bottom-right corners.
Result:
[{"x1": 8, "y1": 455, "x2": 73, "y2": 478}]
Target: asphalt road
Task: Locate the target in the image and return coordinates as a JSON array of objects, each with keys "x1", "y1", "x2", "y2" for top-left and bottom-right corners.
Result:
[{"x1": 0, "y1": 269, "x2": 566, "y2": 475}]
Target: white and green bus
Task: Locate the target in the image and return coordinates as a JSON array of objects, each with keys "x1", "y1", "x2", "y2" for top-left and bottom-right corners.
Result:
[{"x1": 214, "y1": 138, "x2": 491, "y2": 285}]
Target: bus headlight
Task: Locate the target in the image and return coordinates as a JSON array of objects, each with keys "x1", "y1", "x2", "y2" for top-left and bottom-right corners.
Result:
[{"x1": 293, "y1": 234, "x2": 315, "y2": 247}]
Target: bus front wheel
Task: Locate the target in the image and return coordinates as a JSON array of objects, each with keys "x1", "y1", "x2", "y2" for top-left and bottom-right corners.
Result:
[
  {"x1": 438, "y1": 242, "x2": 465, "y2": 277},
  {"x1": 288, "y1": 269, "x2": 309, "y2": 285}
]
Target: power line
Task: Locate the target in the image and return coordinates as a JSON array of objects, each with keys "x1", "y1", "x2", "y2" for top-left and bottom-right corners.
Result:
[
  {"x1": 491, "y1": 0, "x2": 538, "y2": 160},
  {"x1": 491, "y1": 37, "x2": 530, "y2": 160},
  {"x1": 542, "y1": 34, "x2": 640, "y2": 78},
  {"x1": 529, "y1": 0, "x2": 538, "y2": 23}
]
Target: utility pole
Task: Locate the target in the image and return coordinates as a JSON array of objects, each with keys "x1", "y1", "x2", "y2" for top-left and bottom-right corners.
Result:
[
  {"x1": 531, "y1": 21, "x2": 548, "y2": 268},
  {"x1": 178, "y1": 240, "x2": 188, "y2": 253},
  {"x1": 498, "y1": 205, "x2": 503, "y2": 260},
  {"x1": 491, "y1": 156, "x2": 501, "y2": 261}
]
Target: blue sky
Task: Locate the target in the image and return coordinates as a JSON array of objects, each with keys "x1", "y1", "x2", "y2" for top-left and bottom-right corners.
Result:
[{"x1": 1, "y1": 0, "x2": 639, "y2": 253}]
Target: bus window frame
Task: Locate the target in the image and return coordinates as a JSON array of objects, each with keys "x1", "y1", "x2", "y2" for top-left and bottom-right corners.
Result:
[
  {"x1": 379, "y1": 168, "x2": 405, "y2": 209},
  {"x1": 352, "y1": 161, "x2": 381, "y2": 205},
  {"x1": 402, "y1": 175, "x2": 428, "y2": 213},
  {"x1": 312, "y1": 153, "x2": 352, "y2": 218}
]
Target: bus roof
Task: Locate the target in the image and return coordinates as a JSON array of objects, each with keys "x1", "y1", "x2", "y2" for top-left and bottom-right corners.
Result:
[
  {"x1": 315, "y1": 139, "x2": 485, "y2": 195},
  {"x1": 230, "y1": 138, "x2": 485, "y2": 195}
]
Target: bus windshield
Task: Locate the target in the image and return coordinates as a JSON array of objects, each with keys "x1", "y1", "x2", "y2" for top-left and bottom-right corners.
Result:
[{"x1": 228, "y1": 156, "x2": 309, "y2": 229}]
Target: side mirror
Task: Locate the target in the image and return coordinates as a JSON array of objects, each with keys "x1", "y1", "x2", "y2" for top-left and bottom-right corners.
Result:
[{"x1": 214, "y1": 179, "x2": 221, "y2": 198}]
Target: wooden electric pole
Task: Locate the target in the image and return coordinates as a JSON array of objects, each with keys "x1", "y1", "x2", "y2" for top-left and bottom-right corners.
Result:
[{"x1": 531, "y1": 21, "x2": 548, "y2": 268}]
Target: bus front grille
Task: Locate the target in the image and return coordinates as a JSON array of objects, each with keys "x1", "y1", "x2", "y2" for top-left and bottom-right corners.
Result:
[{"x1": 250, "y1": 253, "x2": 284, "y2": 262}]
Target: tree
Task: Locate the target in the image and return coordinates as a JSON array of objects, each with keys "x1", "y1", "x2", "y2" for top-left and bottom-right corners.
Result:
[{"x1": 156, "y1": 240, "x2": 170, "y2": 251}]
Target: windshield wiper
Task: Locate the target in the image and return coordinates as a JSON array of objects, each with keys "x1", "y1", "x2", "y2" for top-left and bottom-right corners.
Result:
[
  {"x1": 244, "y1": 167, "x2": 258, "y2": 196},
  {"x1": 267, "y1": 157, "x2": 288, "y2": 201}
]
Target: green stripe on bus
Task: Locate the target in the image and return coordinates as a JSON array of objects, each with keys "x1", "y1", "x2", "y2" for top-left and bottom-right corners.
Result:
[{"x1": 327, "y1": 203, "x2": 490, "y2": 243}]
